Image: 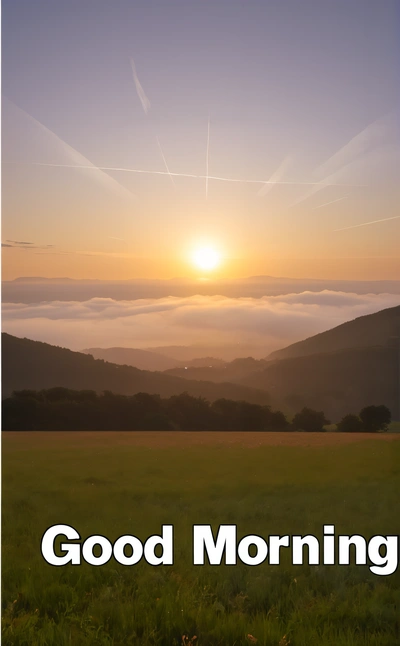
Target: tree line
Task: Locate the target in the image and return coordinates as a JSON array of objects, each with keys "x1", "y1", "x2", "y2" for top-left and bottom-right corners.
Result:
[{"x1": 1, "y1": 388, "x2": 392, "y2": 432}]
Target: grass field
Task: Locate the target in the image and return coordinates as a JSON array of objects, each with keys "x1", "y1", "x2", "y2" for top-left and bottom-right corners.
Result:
[
  {"x1": 389, "y1": 421, "x2": 400, "y2": 433},
  {"x1": 2, "y1": 432, "x2": 400, "y2": 646}
]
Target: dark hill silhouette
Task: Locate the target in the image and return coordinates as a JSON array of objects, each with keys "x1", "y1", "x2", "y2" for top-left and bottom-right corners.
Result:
[
  {"x1": 243, "y1": 345, "x2": 400, "y2": 421},
  {"x1": 163, "y1": 306, "x2": 400, "y2": 420},
  {"x1": 145, "y1": 344, "x2": 261, "y2": 362},
  {"x1": 1, "y1": 334, "x2": 268, "y2": 404},
  {"x1": 267, "y1": 305, "x2": 400, "y2": 361},
  {"x1": 165, "y1": 357, "x2": 268, "y2": 383},
  {"x1": 82, "y1": 347, "x2": 226, "y2": 371},
  {"x1": 3, "y1": 305, "x2": 400, "y2": 421}
]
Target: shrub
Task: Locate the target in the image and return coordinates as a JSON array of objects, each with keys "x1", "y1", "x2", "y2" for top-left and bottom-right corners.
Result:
[
  {"x1": 359, "y1": 405, "x2": 391, "y2": 433},
  {"x1": 292, "y1": 407, "x2": 330, "y2": 432},
  {"x1": 336, "y1": 414, "x2": 363, "y2": 433}
]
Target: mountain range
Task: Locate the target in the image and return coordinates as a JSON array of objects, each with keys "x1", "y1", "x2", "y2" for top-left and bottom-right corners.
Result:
[
  {"x1": 164, "y1": 305, "x2": 400, "y2": 419},
  {"x1": 3, "y1": 276, "x2": 400, "y2": 303},
  {"x1": 2, "y1": 305, "x2": 400, "y2": 421},
  {"x1": 1, "y1": 334, "x2": 268, "y2": 405},
  {"x1": 81, "y1": 347, "x2": 226, "y2": 372},
  {"x1": 268, "y1": 305, "x2": 400, "y2": 360}
]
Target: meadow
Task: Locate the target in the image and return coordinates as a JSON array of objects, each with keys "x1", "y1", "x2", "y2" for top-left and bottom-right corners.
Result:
[{"x1": 2, "y1": 432, "x2": 400, "y2": 646}]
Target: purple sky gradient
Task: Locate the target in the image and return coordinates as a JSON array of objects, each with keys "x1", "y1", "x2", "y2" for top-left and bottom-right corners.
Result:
[{"x1": 2, "y1": 0, "x2": 400, "y2": 280}]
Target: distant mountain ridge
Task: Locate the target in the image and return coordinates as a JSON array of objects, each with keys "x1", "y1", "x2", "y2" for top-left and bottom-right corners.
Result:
[
  {"x1": 268, "y1": 305, "x2": 400, "y2": 361},
  {"x1": 3, "y1": 276, "x2": 400, "y2": 303},
  {"x1": 161, "y1": 307, "x2": 400, "y2": 420},
  {"x1": 249, "y1": 344, "x2": 400, "y2": 420},
  {"x1": 2, "y1": 305, "x2": 400, "y2": 422},
  {"x1": 1, "y1": 334, "x2": 268, "y2": 405},
  {"x1": 165, "y1": 357, "x2": 268, "y2": 384},
  {"x1": 82, "y1": 346, "x2": 226, "y2": 372}
]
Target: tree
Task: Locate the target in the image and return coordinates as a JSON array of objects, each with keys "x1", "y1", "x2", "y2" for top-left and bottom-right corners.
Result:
[
  {"x1": 131, "y1": 392, "x2": 163, "y2": 415},
  {"x1": 210, "y1": 399, "x2": 286, "y2": 431},
  {"x1": 211, "y1": 399, "x2": 241, "y2": 430},
  {"x1": 336, "y1": 414, "x2": 363, "y2": 433},
  {"x1": 140, "y1": 412, "x2": 174, "y2": 431},
  {"x1": 292, "y1": 407, "x2": 330, "y2": 432},
  {"x1": 359, "y1": 405, "x2": 391, "y2": 433},
  {"x1": 166, "y1": 393, "x2": 216, "y2": 430},
  {"x1": 264, "y1": 408, "x2": 289, "y2": 431}
]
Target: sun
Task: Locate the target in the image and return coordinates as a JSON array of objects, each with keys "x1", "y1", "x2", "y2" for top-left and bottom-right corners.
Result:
[{"x1": 192, "y1": 246, "x2": 221, "y2": 272}]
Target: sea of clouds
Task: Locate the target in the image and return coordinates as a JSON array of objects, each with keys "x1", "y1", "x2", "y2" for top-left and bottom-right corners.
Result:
[{"x1": 2, "y1": 291, "x2": 399, "y2": 359}]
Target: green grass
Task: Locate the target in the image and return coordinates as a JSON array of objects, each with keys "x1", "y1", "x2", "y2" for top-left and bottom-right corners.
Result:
[
  {"x1": 389, "y1": 421, "x2": 400, "y2": 433},
  {"x1": 2, "y1": 433, "x2": 400, "y2": 646}
]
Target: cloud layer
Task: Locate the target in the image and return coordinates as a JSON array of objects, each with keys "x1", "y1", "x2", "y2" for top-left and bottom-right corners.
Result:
[{"x1": 2, "y1": 291, "x2": 399, "y2": 359}]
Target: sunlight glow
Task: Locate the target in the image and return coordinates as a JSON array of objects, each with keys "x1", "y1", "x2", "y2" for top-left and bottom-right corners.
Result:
[{"x1": 192, "y1": 247, "x2": 221, "y2": 272}]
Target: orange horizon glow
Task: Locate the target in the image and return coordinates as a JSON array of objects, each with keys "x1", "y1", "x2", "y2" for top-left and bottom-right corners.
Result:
[{"x1": 2, "y1": 245, "x2": 400, "y2": 282}]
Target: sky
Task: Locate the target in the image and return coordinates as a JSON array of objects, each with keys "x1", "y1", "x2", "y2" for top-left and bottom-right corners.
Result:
[{"x1": 2, "y1": 0, "x2": 400, "y2": 281}]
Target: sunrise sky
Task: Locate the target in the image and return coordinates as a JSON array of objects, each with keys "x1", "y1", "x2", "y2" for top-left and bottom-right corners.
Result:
[{"x1": 2, "y1": 0, "x2": 400, "y2": 281}]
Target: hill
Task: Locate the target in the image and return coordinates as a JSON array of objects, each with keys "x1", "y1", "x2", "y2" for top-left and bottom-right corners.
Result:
[
  {"x1": 164, "y1": 357, "x2": 268, "y2": 384},
  {"x1": 82, "y1": 347, "x2": 225, "y2": 371},
  {"x1": 268, "y1": 304, "x2": 400, "y2": 361},
  {"x1": 243, "y1": 345, "x2": 400, "y2": 421},
  {"x1": 1, "y1": 334, "x2": 268, "y2": 404},
  {"x1": 164, "y1": 306, "x2": 400, "y2": 421},
  {"x1": 81, "y1": 347, "x2": 181, "y2": 372}
]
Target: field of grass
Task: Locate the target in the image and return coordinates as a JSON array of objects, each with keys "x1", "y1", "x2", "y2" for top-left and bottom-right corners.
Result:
[
  {"x1": 389, "y1": 420, "x2": 400, "y2": 433},
  {"x1": 2, "y1": 432, "x2": 400, "y2": 646}
]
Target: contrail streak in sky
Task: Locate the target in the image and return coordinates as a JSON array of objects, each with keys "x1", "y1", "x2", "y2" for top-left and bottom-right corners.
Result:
[
  {"x1": 258, "y1": 155, "x2": 292, "y2": 196},
  {"x1": 334, "y1": 215, "x2": 400, "y2": 231},
  {"x1": 156, "y1": 137, "x2": 175, "y2": 188},
  {"x1": 206, "y1": 116, "x2": 210, "y2": 198},
  {"x1": 130, "y1": 58, "x2": 151, "y2": 114},
  {"x1": 12, "y1": 162, "x2": 365, "y2": 187},
  {"x1": 5, "y1": 100, "x2": 136, "y2": 201},
  {"x1": 290, "y1": 114, "x2": 394, "y2": 208},
  {"x1": 128, "y1": 60, "x2": 175, "y2": 187},
  {"x1": 313, "y1": 196, "x2": 348, "y2": 210},
  {"x1": 314, "y1": 115, "x2": 392, "y2": 180}
]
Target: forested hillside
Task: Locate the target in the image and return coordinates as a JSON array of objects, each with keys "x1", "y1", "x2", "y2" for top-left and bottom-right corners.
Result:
[{"x1": 1, "y1": 334, "x2": 269, "y2": 404}]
